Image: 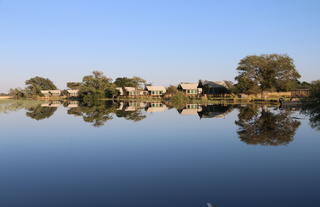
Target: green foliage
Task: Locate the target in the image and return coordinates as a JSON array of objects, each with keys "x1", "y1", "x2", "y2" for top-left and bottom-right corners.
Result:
[
  {"x1": 165, "y1": 85, "x2": 178, "y2": 95},
  {"x1": 297, "y1": 81, "x2": 312, "y2": 89},
  {"x1": 114, "y1": 76, "x2": 146, "y2": 88},
  {"x1": 168, "y1": 91, "x2": 189, "y2": 109},
  {"x1": 81, "y1": 71, "x2": 112, "y2": 91},
  {"x1": 235, "y1": 54, "x2": 301, "y2": 94},
  {"x1": 79, "y1": 71, "x2": 117, "y2": 100},
  {"x1": 9, "y1": 88, "x2": 27, "y2": 98},
  {"x1": 67, "y1": 82, "x2": 82, "y2": 89},
  {"x1": 25, "y1": 76, "x2": 57, "y2": 96},
  {"x1": 234, "y1": 76, "x2": 260, "y2": 94},
  {"x1": 82, "y1": 93, "x2": 105, "y2": 105},
  {"x1": 310, "y1": 80, "x2": 320, "y2": 98}
]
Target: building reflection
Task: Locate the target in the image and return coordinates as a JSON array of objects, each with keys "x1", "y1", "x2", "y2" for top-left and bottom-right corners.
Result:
[
  {"x1": 41, "y1": 101, "x2": 62, "y2": 107},
  {"x1": 198, "y1": 105, "x2": 233, "y2": 119},
  {"x1": 1, "y1": 100, "x2": 318, "y2": 145},
  {"x1": 115, "y1": 102, "x2": 146, "y2": 122},
  {"x1": 178, "y1": 104, "x2": 202, "y2": 115}
]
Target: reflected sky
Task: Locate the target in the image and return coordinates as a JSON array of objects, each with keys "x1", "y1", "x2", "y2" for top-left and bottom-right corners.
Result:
[{"x1": 0, "y1": 100, "x2": 319, "y2": 207}]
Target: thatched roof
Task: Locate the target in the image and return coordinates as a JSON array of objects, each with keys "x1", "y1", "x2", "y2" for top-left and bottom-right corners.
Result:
[
  {"x1": 41, "y1": 90, "x2": 61, "y2": 94},
  {"x1": 146, "y1": 86, "x2": 166, "y2": 92},
  {"x1": 199, "y1": 80, "x2": 232, "y2": 89},
  {"x1": 124, "y1": 87, "x2": 136, "y2": 92},
  {"x1": 179, "y1": 83, "x2": 198, "y2": 90},
  {"x1": 67, "y1": 90, "x2": 79, "y2": 93}
]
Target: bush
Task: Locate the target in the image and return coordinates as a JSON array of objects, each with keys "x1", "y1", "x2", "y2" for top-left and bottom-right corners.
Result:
[{"x1": 169, "y1": 92, "x2": 189, "y2": 109}]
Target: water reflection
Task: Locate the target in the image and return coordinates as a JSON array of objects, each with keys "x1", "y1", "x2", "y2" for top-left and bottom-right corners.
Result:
[
  {"x1": 0, "y1": 100, "x2": 43, "y2": 113},
  {"x1": 301, "y1": 102, "x2": 320, "y2": 131},
  {"x1": 198, "y1": 104, "x2": 233, "y2": 119},
  {"x1": 1, "y1": 100, "x2": 318, "y2": 145},
  {"x1": 67, "y1": 101, "x2": 116, "y2": 127},
  {"x1": 115, "y1": 102, "x2": 146, "y2": 122},
  {"x1": 26, "y1": 105, "x2": 57, "y2": 120},
  {"x1": 177, "y1": 104, "x2": 202, "y2": 116},
  {"x1": 235, "y1": 105, "x2": 301, "y2": 146}
]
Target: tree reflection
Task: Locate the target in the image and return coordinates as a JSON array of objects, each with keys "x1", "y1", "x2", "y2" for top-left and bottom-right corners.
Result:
[
  {"x1": 26, "y1": 105, "x2": 57, "y2": 120},
  {"x1": 301, "y1": 102, "x2": 320, "y2": 131},
  {"x1": 67, "y1": 101, "x2": 116, "y2": 127},
  {"x1": 235, "y1": 106, "x2": 300, "y2": 146},
  {"x1": 0, "y1": 100, "x2": 43, "y2": 114},
  {"x1": 115, "y1": 110, "x2": 146, "y2": 122}
]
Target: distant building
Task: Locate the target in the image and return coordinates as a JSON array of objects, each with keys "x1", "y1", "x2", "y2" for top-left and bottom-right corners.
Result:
[
  {"x1": 290, "y1": 89, "x2": 311, "y2": 97},
  {"x1": 116, "y1": 87, "x2": 148, "y2": 96},
  {"x1": 41, "y1": 90, "x2": 61, "y2": 97},
  {"x1": 145, "y1": 86, "x2": 166, "y2": 96},
  {"x1": 198, "y1": 80, "x2": 232, "y2": 95},
  {"x1": 125, "y1": 87, "x2": 148, "y2": 96},
  {"x1": 67, "y1": 89, "x2": 79, "y2": 97},
  {"x1": 177, "y1": 83, "x2": 202, "y2": 95},
  {"x1": 116, "y1": 87, "x2": 124, "y2": 96}
]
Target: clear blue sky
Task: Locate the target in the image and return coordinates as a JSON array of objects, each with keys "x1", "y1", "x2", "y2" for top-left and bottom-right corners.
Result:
[{"x1": 1, "y1": 0, "x2": 320, "y2": 92}]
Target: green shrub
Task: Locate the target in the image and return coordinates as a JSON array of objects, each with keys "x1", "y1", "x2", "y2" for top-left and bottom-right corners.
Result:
[{"x1": 169, "y1": 92, "x2": 189, "y2": 109}]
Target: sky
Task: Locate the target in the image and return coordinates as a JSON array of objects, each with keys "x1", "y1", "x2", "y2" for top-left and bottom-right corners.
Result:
[{"x1": 0, "y1": 0, "x2": 320, "y2": 92}]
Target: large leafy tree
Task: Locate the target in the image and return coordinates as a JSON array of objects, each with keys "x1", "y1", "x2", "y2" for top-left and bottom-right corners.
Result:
[
  {"x1": 67, "y1": 82, "x2": 82, "y2": 89},
  {"x1": 131, "y1": 76, "x2": 147, "y2": 88},
  {"x1": 25, "y1": 76, "x2": 57, "y2": 96},
  {"x1": 114, "y1": 76, "x2": 146, "y2": 88},
  {"x1": 165, "y1": 85, "x2": 178, "y2": 95},
  {"x1": 79, "y1": 71, "x2": 117, "y2": 99},
  {"x1": 235, "y1": 54, "x2": 301, "y2": 93}
]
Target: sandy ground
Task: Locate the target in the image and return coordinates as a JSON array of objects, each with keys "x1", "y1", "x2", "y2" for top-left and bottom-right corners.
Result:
[{"x1": 0, "y1": 96, "x2": 12, "y2": 99}]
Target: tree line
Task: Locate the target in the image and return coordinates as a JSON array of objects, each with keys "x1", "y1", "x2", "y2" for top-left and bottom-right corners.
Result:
[
  {"x1": 8, "y1": 71, "x2": 148, "y2": 101},
  {"x1": 7, "y1": 54, "x2": 320, "y2": 100}
]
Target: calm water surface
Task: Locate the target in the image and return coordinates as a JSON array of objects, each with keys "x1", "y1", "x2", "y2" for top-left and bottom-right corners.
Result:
[{"x1": 0, "y1": 100, "x2": 319, "y2": 207}]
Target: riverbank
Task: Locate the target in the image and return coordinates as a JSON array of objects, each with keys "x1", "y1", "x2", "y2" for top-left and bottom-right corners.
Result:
[
  {"x1": 101, "y1": 97, "x2": 283, "y2": 105},
  {"x1": 6, "y1": 95, "x2": 318, "y2": 105}
]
